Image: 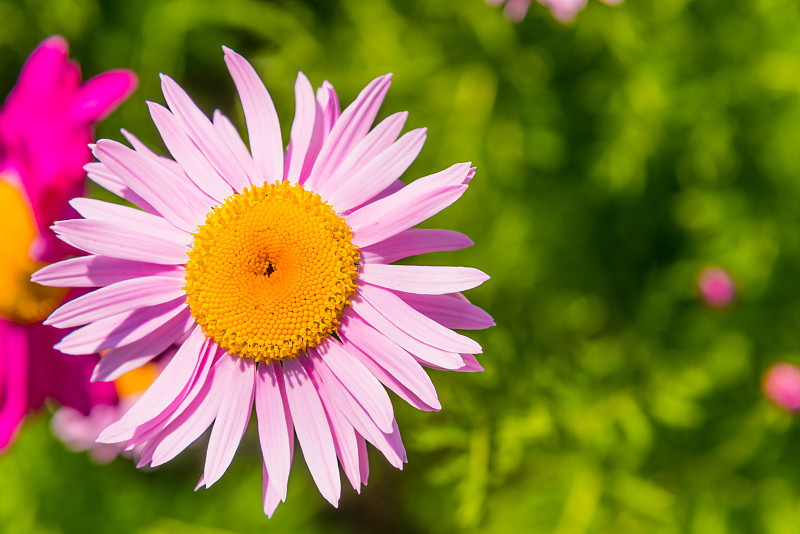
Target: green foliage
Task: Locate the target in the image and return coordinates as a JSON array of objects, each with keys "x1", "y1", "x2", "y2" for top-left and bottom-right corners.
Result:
[{"x1": 2, "y1": 0, "x2": 800, "y2": 532}]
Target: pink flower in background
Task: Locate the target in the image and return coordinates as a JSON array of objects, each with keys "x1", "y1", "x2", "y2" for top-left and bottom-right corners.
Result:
[
  {"x1": 51, "y1": 363, "x2": 159, "y2": 463},
  {"x1": 35, "y1": 46, "x2": 493, "y2": 516},
  {"x1": 763, "y1": 363, "x2": 800, "y2": 412},
  {"x1": 698, "y1": 266, "x2": 736, "y2": 308},
  {"x1": 487, "y1": 0, "x2": 623, "y2": 23},
  {"x1": 0, "y1": 36, "x2": 136, "y2": 452}
]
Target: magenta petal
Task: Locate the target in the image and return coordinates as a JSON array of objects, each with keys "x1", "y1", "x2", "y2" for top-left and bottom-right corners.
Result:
[
  {"x1": 0, "y1": 320, "x2": 29, "y2": 452},
  {"x1": 70, "y1": 69, "x2": 137, "y2": 123}
]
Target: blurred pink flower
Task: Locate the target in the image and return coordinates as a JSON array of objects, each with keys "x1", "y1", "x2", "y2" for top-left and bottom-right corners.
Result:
[
  {"x1": 0, "y1": 36, "x2": 136, "y2": 453},
  {"x1": 51, "y1": 363, "x2": 159, "y2": 463},
  {"x1": 487, "y1": 0, "x2": 623, "y2": 23},
  {"x1": 763, "y1": 363, "x2": 800, "y2": 413},
  {"x1": 697, "y1": 266, "x2": 736, "y2": 308}
]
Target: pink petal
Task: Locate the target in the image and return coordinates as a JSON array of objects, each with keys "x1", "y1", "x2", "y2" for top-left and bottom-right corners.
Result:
[
  {"x1": 339, "y1": 314, "x2": 440, "y2": 410},
  {"x1": 32, "y1": 255, "x2": 184, "y2": 288},
  {"x1": 98, "y1": 326, "x2": 206, "y2": 443},
  {"x1": 347, "y1": 163, "x2": 471, "y2": 247},
  {"x1": 360, "y1": 264, "x2": 489, "y2": 295},
  {"x1": 93, "y1": 139, "x2": 210, "y2": 232},
  {"x1": 308, "y1": 348, "x2": 405, "y2": 469},
  {"x1": 146, "y1": 347, "x2": 231, "y2": 467},
  {"x1": 313, "y1": 340, "x2": 394, "y2": 433},
  {"x1": 223, "y1": 46, "x2": 284, "y2": 184},
  {"x1": 148, "y1": 102, "x2": 233, "y2": 202},
  {"x1": 255, "y1": 362, "x2": 293, "y2": 501},
  {"x1": 285, "y1": 72, "x2": 323, "y2": 184},
  {"x1": 401, "y1": 292, "x2": 495, "y2": 330},
  {"x1": 45, "y1": 276, "x2": 185, "y2": 328},
  {"x1": 349, "y1": 299, "x2": 464, "y2": 370},
  {"x1": 204, "y1": 356, "x2": 255, "y2": 486},
  {"x1": 90, "y1": 311, "x2": 188, "y2": 382},
  {"x1": 358, "y1": 283, "x2": 482, "y2": 354},
  {"x1": 54, "y1": 298, "x2": 187, "y2": 355},
  {"x1": 302, "y1": 357, "x2": 362, "y2": 491},
  {"x1": 160, "y1": 74, "x2": 249, "y2": 193},
  {"x1": 52, "y1": 219, "x2": 188, "y2": 264},
  {"x1": 84, "y1": 162, "x2": 158, "y2": 214},
  {"x1": 360, "y1": 229, "x2": 474, "y2": 265},
  {"x1": 325, "y1": 111, "x2": 408, "y2": 192},
  {"x1": 281, "y1": 357, "x2": 340, "y2": 506},
  {"x1": 68, "y1": 197, "x2": 191, "y2": 245},
  {"x1": 212, "y1": 110, "x2": 260, "y2": 186},
  {"x1": 325, "y1": 128, "x2": 427, "y2": 212},
  {"x1": 305, "y1": 75, "x2": 393, "y2": 192},
  {"x1": 262, "y1": 464, "x2": 285, "y2": 518},
  {"x1": 316, "y1": 82, "x2": 340, "y2": 137}
]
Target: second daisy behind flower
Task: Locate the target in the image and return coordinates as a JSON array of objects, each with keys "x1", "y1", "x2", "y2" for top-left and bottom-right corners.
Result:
[{"x1": 34, "y1": 46, "x2": 493, "y2": 516}]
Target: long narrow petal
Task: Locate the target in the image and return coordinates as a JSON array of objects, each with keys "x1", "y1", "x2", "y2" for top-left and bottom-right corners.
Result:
[
  {"x1": 53, "y1": 219, "x2": 188, "y2": 264},
  {"x1": 68, "y1": 197, "x2": 191, "y2": 245},
  {"x1": 360, "y1": 264, "x2": 488, "y2": 295},
  {"x1": 205, "y1": 356, "x2": 255, "y2": 486},
  {"x1": 45, "y1": 276, "x2": 185, "y2": 328},
  {"x1": 84, "y1": 161, "x2": 158, "y2": 214},
  {"x1": 314, "y1": 340, "x2": 394, "y2": 433},
  {"x1": 212, "y1": 110, "x2": 260, "y2": 185},
  {"x1": 348, "y1": 301, "x2": 464, "y2": 370},
  {"x1": 148, "y1": 102, "x2": 233, "y2": 202},
  {"x1": 160, "y1": 74, "x2": 249, "y2": 193},
  {"x1": 91, "y1": 309, "x2": 192, "y2": 382},
  {"x1": 325, "y1": 128, "x2": 427, "y2": 211},
  {"x1": 281, "y1": 357, "x2": 340, "y2": 506},
  {"x1": 400, "y1": 292, "x2": 495, "y2": 330},
  {"x1": 98, "y1": 326, "x2": 206, "y2": 443},
  {"x1": 70, "y1": 69, "x2": 137, "y2": 122},
  {"x1": 302, "y1": 357, "x2": 362, "y2": 491},
  {"x1": 32, "y1": 256, "x2": 183, "y2": 288},
  {"x1": 305, "y1": 75, "x2": 392, "y2": 192},
  {"x1": 339, "y1": 314, "x2": 440, "y2": 410},
  {"x1": 223, "y1": 46, "x2": 283, "y2": 184},
  {"x1": 255, "y1": 362, "x2": 293, "y2": 500},
  {"x1": 285, "y1": 72, "x2": 321, "y2": 184},
  {"x1": 359, "y1": 229, "x2": 473, "y2": 264},
  {"x1": 54, "y1": 299, "x2": 187, "y2": 355},
  {"x1": 93, "y1": 139, "x2": 209, "y2": 232},
  {"x1": 348, "y1": 183, "x2": 467, "y2": 248},
  {"x1": 325, "y1": 111, "x2": 408, "y2": 192},
  {"x1": 358, "y1": 283, "x2": 482, "y2": 354}
]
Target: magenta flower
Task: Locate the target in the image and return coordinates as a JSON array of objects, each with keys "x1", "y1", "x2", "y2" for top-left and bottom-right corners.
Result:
[
  {"x1": 35, "y1": 47, "x2": 493, "y2": 515},
  {"x1": 487, "y1": 0, "x2": 623, "y2": 23},
  {"x1": 698, "y1": 266, "x2": 736, "y2": 308},
  {"x1": 0, "y1": 36, "x2": 136, "y2": 452},
  {"x1": 763, "y1": 363, "x2": 800, "y2": 413}
]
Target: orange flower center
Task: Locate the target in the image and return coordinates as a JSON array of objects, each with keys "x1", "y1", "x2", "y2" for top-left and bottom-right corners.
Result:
[
  {"x1": 0, "y1": 178, "x2": 67, "y2": 324},
  {"x1": 184, "y1": 181, "x2": 359, "y2": 362}
]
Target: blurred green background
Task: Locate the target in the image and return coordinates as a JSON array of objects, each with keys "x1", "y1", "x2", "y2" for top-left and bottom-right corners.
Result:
[{"x1": 3, "y1": 0, "x2": 800, "y2": 532}]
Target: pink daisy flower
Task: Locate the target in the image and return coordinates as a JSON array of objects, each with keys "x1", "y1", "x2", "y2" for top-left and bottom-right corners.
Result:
[
  {"x1": 35, "y1": 47, "x2": 493, "y2": 515},
  {"x1": 763, "y1": 363, "x2": 800, "y2": 413},
  {"x1": 487, "y1": 0, "x2": 623, "y2": 23},
  {"x1": 0, "y1": 36, "x2": 136, "y2": 452}
]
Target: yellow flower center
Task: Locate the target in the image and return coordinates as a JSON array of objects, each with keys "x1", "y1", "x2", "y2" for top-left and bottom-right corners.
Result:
[
  {"x1": 184, "y1": 181, "x2": 360, "y2": 362},
  {"x1": 114, "y1": 362, "x2": 158, "y2": 398},
  {"x1": 0, "y1": 178, "x2": 67, "y2": 324}
]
